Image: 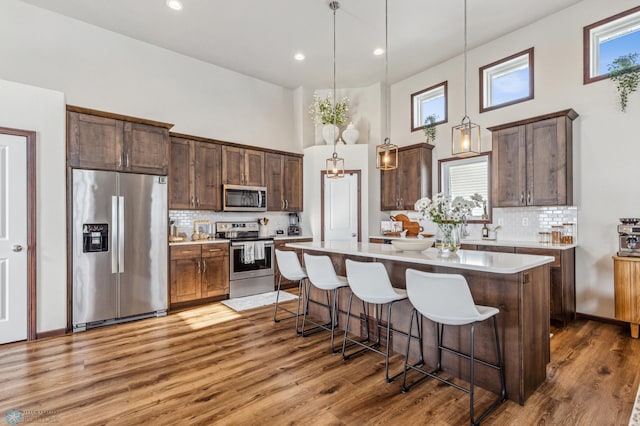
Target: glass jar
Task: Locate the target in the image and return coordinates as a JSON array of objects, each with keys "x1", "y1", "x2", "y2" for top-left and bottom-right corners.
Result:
[
  {"x1": 551, "y1": 225, "x2": 563, "y2": 245},
  {"x1": 538, "y1": 231, "x2": 551, "y2": 244},
  {"x1": 562, "y1": 223, "x2": 575, "y2": 244}
]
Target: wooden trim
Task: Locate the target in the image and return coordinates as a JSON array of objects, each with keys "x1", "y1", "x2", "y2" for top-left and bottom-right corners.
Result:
[
  {"x1": 397, "y1": 142, "x2": 434, "y2": 153},
  {"x1": 0, "y1": 127, "x2": 37, "y2": 341},
  {"x1": 486, "y1": 109, "x2": 579, "y2": 132},
  {"x1": 410, "y1": 80, "x2": 448, "y2": 132},
  {"x1": 170, "y1": 132, "x2": 304, "y2": 158},
  {"x1": 35, "y1": 328, "x2": 66, "y2": 340},
  {"x1": 320, "y1": 170, "x2": 362, "y2": 243},
  {"x1": 479, "y1": 47, "x2": 535, "y2": 113},
  {"x1": 66, "y1": 105, "x2": 174, "y2": 130},
  {"x1": 583, "y1": 5, "x2": 640, "y2": 85},
  {"x1": 575, "y1": 312, "x2": 628, "y2": 327}
]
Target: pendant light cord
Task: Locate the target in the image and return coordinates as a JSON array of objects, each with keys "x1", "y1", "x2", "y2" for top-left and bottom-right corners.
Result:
[
  {"x1": 384, "y1": 0, "x2": 390, "y2": 149},
  {"x1": 463, "y1": 0, "x2": 468, "y2": 121},
  {"x1": 331, "y1": 1, "x2": 338, "y2": 157}
]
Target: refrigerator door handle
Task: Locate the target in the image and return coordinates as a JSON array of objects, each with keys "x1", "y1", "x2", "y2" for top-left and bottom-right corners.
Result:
[
  {"x1": 119, "y1": 195, "x2": 125, "y2": 273},
  {"x1": 111, "y1": 196, "x2": 118, "y2": 273}
]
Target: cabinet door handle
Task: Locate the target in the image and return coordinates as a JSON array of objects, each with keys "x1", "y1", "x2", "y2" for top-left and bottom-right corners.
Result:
[
  {"x1": 527, "y1": 192, "x2": 532, "y2": 204},
  {"x1": 520, "y1": 192, "x2": 525, "y2": 204},
  {"x1": 202, "y1": 258, "x2": 207, "y2": 274},
  {"x1": 118, "y1": 154, "x2": 123, "y2": 168},
  {"x1": 196, "y1": 259, "x2": 201, "y2": 274},
  {"x1": 125, "y1": 154, "x2": 129, "y2": 167},
  {"x1": 281, "y1": 199, "x2": 285, "y2": 210},
  {"x1": 190, "y1": 196, "x2": 195, "y2": 207},
  {"x1": 285, "y1": 199, "x2": 288, "y2": 209},
  {"x1": 196, "y1": 197, "x2": 200, "y2": 207}
]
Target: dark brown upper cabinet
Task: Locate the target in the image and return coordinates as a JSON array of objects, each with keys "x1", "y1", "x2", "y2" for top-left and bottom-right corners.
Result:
[
  {"x1": 488, "y1": 109, "x2": 578, "y2": 207},
  {"x1": 169, "y1": 136, "x2": 221, "y2": 210},
  {"x1": 380, "y1": 143, "x2": 433, "y2": 211},
  {"x1": 265, "y1": 152, "x2": 303, "y2": 211},
  {"x1": 67, "y1": 106, "x2": 172, "y2": 175},
  {"x1": 222, "y1": 146, "x2": 264, "y2": 187}
]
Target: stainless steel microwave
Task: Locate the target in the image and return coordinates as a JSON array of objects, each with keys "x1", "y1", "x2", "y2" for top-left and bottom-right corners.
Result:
[{"x1": 223, "y1": 184, "x2": 267, "y2": 212}]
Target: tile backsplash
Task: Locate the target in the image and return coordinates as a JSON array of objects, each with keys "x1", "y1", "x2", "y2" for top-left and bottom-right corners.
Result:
[
  {"x1": 388, "y1": 206, "x2": 578, "y2": 243},
  {"x1": 170, "y1": 210, "x2": 294, "y2": 236}
]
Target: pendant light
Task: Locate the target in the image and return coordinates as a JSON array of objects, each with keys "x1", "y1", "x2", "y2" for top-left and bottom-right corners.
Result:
[
  {"x1": 376, "y1": 0, "x2": 398, "y2": 171},
  {"x1": 451, "y1": 0, "x2": 481, "y2": 157},
  {"x1": 325, "y1": 1, "x2": 345, "y2": 179}
]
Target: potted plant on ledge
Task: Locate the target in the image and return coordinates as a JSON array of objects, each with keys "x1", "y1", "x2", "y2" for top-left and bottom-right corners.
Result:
[
  {"x1": 309, "y1": 94, "x2": 349, "y2": 145},
  {"x1": 608, "y1": 52, "x2": 640, "y2": 112}
]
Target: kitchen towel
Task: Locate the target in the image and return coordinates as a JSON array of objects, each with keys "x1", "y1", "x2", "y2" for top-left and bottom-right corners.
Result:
[
  {"x1": 254, "y1": 241, "x2": 265, "y2": 261},
  {"x1": 243, "y1": 242, "x2": 255, "y2": 264}
]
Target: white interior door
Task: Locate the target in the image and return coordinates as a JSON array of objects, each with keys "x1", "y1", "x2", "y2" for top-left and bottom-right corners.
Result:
[
  {"x1": 323, "y1": 172, "x2": 358, "y2": 242},
  {"x1": 0, "y1": 133, "x2": 28, "y2": 344}
]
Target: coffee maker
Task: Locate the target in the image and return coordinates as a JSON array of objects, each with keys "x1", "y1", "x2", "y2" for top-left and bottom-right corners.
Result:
[{"x1": 288, "y1": 213, "x2": 301, "y2": 236}]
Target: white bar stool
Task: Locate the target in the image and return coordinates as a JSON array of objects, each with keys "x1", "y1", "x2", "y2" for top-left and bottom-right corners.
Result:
[
  {"x1": 343, "y1": 260, "x2": 423, "y2": 383},
  {"x1": 402, "y1": 269, "x2": 506, "y2": 426},
  {"x1": 273, "y1": 249, "x2": 307, "y2": 335},
  {"x1": 302, "y1": 253, "x2": 349, "y2": 353}
]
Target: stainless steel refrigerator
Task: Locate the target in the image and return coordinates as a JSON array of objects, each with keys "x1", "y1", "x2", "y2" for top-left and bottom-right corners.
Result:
[{"x1": 72, "y1": 169, "x2": 168, "y2": 331}]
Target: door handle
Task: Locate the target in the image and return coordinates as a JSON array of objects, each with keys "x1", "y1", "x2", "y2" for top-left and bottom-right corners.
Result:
[
  {"x1": 520, "y1": 192, "x2": 525, "y2": 204},
  {"x1": 285, "y1": 199, "x2": 288, "y2": 209},
  {"x1": 196, "y1": 197, "x2": 200, "y2": 207},
  {"x1": 190, "y1": 196, "x2": 195, "y2": 207},
  {"x1": 11, "y1": 245, "x2": 23, "y2": 252},
  {"x1": 527, "y1": 192, "x2": 532, "y2": 204},
  {"x1": 281, "y1": 199, "x2": 285, "y2": 210},
  {"x1": 197, "y1": 259, "x2": 201, "y2": 274},
  {"x1": 111, "y1": 196, "x2": 118, "y2": 273},
  {"x1": 202, "y1": 259, "x2": 207, "y2": 274},
  {"x1": 119, "y1": 196, "x2": 125, "y2": 273},
  {"x1": 351, "y1": 233, "x2": 357, "y2": 237},
  {"x1": 125, "y1": 154, "x2": 129, "y2": 168}
]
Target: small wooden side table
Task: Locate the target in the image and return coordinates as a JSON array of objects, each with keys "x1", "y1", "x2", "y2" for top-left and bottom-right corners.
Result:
[{"x1": 613, "y1": 256, "x2": 640, "y2": 338}]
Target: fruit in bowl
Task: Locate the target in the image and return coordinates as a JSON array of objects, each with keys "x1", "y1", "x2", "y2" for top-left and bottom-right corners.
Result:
[{"x1": 390, "y1": 239, "x2": 434, "y2": 252}]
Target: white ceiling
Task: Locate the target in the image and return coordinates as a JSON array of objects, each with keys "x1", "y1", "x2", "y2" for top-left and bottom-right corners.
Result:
[{"x1": 19, "y1": 0, "x2": 583, "y2": 89}]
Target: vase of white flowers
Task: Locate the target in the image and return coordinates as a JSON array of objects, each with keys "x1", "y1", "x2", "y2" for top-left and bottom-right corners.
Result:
[
  {"x1": 309, "y1": 94, "x2": 349, "y2": 145},
  {"x1": 415, "y1": 192, "x2": 480, "y2": 254}
]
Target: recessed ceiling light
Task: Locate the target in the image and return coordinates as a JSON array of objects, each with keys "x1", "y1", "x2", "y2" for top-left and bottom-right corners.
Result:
[
  {"x1": 294, "y1": 53, "x2": 305, "y2": 61},
  {"x1": 373, "y1": 48, "x2": 384, "y2": 56},
  {"x1": 166, "y1": 0, "x2": 183, "y2": 11}
]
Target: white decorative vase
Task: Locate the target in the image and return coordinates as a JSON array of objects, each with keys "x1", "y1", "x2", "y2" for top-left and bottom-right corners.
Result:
[
  {"x1": 342, "y1": 122, "x2": 359, "y2": 144},
  {"x1": 322, "y1": 124, "x2": 339, "y2": 145}
]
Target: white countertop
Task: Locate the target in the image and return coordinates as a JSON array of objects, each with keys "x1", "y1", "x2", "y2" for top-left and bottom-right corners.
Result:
[
  {"x1": 369, "y1": 235, "x2": 576, "y2": 250},
  {"x1": 286, "y1": 241, "x2": 555, "y2": 274}
]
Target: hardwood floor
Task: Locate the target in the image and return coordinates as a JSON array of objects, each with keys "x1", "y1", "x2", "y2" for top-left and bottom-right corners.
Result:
[{"x1": 1, "y1": 300, "x2": 638, "y2": 425}]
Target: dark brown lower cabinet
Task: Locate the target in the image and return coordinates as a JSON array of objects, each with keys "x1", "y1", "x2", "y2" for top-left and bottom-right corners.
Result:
[{"x1": 170, "y1": 243, "x2": 229, "y2": 307}]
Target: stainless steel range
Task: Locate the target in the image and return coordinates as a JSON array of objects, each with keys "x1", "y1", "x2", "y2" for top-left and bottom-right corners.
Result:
[
  {"x1": 618, "y1": 218, "x2": 640, "y2": 257},
  {"x1": 216, "y1": 221, "x2": 275, "y2": 298}
]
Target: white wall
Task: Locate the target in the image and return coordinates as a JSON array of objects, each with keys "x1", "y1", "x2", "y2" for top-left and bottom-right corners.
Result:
[
  {"x1": 0, "y1": 79, "x2": 67, "y2": 333},
  {"x1": 0, "y1": 0, "x2": 297, "y2": 153},
  {"x1": 389, "y1": 0, "x2": 638, "y2": 318}
]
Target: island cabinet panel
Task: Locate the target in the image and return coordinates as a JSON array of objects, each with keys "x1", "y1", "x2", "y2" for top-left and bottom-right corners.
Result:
[
  {"x1": 169, "y1": 137, "x2": 221, "y2": 210},
  {"x1": 380, "y1": 143, "x2": 432, "y2": 211},
  {"x1": 67, "y1": 108, "x2": 171, "y2": 175},
  {"x1": 489, "y1": 109, "x2": 577, "y2": 207},
  {"x1": 222, "y1": 146, "x2": 265, "y2": 186},
  {"x1": 170, "y1": 244, "x2": 230, "y2": 307},
  {"x1": 298, "y1": 247, "x2": 550, "y2": 405}
]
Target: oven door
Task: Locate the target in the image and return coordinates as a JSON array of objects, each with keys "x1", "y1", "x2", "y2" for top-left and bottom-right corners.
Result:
[{"x1": 230, "y1": 241, "x2": 274, "y2": 280}]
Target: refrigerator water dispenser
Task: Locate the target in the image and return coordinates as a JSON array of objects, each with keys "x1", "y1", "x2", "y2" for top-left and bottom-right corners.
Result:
[{"x1": 82, "y1": 223, "x2": 109, "y2": 253}]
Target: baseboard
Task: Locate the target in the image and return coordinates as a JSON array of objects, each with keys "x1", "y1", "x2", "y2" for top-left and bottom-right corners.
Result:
[
  {"x1": 575, "y1": 312, "x2": 627, "y2": 327},
  {"x1": 35, "y1": 328, "x2": 67, "y2": 340}
]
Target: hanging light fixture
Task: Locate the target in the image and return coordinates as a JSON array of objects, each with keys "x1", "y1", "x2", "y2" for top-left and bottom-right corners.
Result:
[
  {"x1": 325, "y1": 1, "x2": 345, "y2": 179},
  {"x1": 451, "y1": 0, "x2": 481, "y2": 157},
  {"x1": 376, "y1": 0, "x2": 398, "y2": 171}
]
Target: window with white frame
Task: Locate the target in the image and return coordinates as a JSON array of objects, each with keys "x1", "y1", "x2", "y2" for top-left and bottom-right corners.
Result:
[
  {"x1": 584, "y1": 6, "x2": 640, "y2": 84},
  {"x1": 480, "y1": 48, "x2": 534, "y2": 113},
  {"x1": 439, "y1": 154, "x2": 490, "y2": 222},
  {"x1": 411, "y1": 81, "x2": 447, "y2": 132}
]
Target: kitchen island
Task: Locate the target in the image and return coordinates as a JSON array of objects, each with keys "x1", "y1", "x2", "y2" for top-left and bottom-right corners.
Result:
[{"x1": 286, "y1": 241, "x2": 555, "y2": 405}]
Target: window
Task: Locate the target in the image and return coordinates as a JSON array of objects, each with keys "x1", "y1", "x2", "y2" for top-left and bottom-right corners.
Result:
[
  {"x1": 439, "y1": 153, "x2": 491, "y2": 223},
  {"x1": 480, "y1": 48, "x2": 534, "y2": 113},
  {"x1": 411, "y1": 81, "x2": 447, "y2": 132},
  {"x1": 584, "y1": 6, "x2": 640, "y2": 84}
]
